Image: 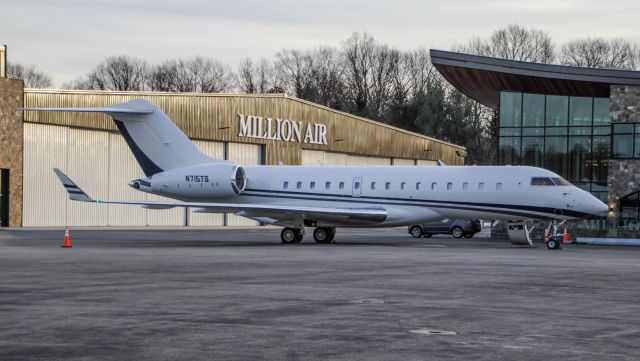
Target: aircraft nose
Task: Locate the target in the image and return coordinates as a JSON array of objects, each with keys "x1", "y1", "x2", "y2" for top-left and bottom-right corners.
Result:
[{"x1": 586, "y1": 196, "x2": 608, "y2": 215}]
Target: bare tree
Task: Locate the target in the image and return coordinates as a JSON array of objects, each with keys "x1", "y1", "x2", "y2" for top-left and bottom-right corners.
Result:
[
  {"x1": 561, "y1": 37, "x2": 638, "y2": 69},
  {"x1": 7, "y1": 63, "x2": 52, "y2": 88},
  {"x1": 275, "y1": 49, "x2": 316, "y2": 99},
  {"x1": 147, "y1": 57, "x2": 232, "y2": 93},
  {"x1": 342, "y1": 32, "x2": 376, "y2": 114},
  {"x1": 307, "y1": 47, "x2": 345, "y2": 107},
  {"x1": 455, "y1": 24, "x2": 555, "y2": 63},
  {"x1": 86, "y1": 56, "x2": 148, "y2": 91}
]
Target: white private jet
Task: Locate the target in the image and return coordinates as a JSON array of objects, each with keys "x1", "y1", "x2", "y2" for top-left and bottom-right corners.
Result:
[{"x1": 23, "y1": 99, "x2": 607, "y2": 245}]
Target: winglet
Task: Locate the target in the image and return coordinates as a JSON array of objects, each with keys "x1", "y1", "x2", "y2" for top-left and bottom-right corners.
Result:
[{"x1": 53, "y1": 168, "x2": 94, "y2": 202}]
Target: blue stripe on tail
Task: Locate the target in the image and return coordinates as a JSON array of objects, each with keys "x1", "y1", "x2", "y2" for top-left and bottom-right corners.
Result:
[{"x1": 114, "y1": 119, "x2": 164, "y2": 176}]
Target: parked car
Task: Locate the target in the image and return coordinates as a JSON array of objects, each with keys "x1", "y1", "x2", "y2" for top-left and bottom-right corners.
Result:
[{"x1": 408, "y1": 219, "x2": 482, "y2": 239}]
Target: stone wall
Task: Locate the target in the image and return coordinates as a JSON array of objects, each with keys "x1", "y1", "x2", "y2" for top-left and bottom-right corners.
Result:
[
  {"x1": 0, "y1": 78, "x2": 23, "y2": 227},
  {"x1": 607, "y1": 85, "x2": 640, "y2": 236}
]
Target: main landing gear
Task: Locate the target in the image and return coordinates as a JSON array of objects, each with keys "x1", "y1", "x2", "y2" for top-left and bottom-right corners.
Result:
[
  {"x1": 280, "y1": 227, "x2": 336, "y2": 244},
  {"x1": 280, "y1": 227, "x2": 303, "y2": 244}
]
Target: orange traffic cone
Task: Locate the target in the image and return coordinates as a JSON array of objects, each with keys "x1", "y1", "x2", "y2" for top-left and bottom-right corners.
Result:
[
  {"x1": 62, "y1": 227, "x2": 72, "y2": 248},
  {"x1": 563, "y1": 226, "x2": 569, "y2": 243}
]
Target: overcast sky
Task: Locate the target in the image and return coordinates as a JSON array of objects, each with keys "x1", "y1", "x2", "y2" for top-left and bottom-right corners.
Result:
[{"x1": 3, "y1": 0, "x2": 640, "y2": 86}]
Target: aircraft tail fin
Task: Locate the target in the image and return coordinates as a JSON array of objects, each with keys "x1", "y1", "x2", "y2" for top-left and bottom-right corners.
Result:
[{"x1": 21, "y1": 99, "x2": 223, "y2": 176}]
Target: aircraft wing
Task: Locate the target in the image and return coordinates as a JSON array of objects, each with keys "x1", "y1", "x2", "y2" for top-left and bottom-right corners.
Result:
[{"x1": 53, "y1": 169, "x2": 387, "y2": 225}]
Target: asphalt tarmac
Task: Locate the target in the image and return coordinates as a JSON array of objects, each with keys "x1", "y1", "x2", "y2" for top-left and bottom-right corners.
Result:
[{"x1": 1, "y1": 227, "x2": 639, "y2": 361}]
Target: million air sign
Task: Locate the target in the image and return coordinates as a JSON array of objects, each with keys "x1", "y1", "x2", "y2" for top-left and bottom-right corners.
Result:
[{"x1": 237, "y1": 114, "x2": 328, "y2": 145}]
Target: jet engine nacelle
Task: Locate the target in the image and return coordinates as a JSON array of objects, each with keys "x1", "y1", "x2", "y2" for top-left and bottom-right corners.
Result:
[{"x1": 150, "y1": 163, "x2": 247, "y2": 199}]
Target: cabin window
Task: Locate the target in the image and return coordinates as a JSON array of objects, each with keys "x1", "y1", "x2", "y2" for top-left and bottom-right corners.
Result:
[
  {"x1": 416, "y1": 182, "x2": 422, "y2": 190},
  {"x1": 431, "y1": 182, "x2": 437, "y2": 190},
  {"x1": 447, "y1": 182, "x2": 453, "y2": 190},
  {"x1": 283, "y1": 181, "x2": 289, "y2": 189},
  {"x1": 354, "y1": 181, "x2": 360, "y2": 190},
  {"x1": 371, "y1": 182, "x2": 376, "y2": 190},
  {"x1": 478, "y1": 182, "x2": 485, "y2": 191},
  {"x1": 401, "y1": 182, "x2": 407, "y2": 190},
  {"x1": 310, "y1": 181, "x2": 316, "y2": 190},
  {"x1": 296, "y1": 181, "x2": 302, "y2": 190},
  {"x1": 339, "y1": 181, "x2": 345, "y2": 190},
  {"x1": 385, "y1": 182, "x2": 391, "y2": 190},
  {"x1": 496, "y1": 182, "x2": 503, "y2": 191},
  {"x1": 462, "y1": 182, "x2": 469, "y2": 191},
  {"x1": 325, "y1": 181, "x2": 331, "y2": 190}
]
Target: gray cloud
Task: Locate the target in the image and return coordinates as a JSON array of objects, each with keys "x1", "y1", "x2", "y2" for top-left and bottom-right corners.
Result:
[{"x1": 2, "y1": 0, "x2": 639, "y2": 86}]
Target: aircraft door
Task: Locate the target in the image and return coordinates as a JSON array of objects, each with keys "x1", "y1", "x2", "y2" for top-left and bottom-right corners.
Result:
[{"x1": 352, "y1": 177, "x2": 362, "y2": 197}]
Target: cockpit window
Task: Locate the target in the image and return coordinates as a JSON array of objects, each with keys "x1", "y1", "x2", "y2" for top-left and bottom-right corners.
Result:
[
  {"x1": 551, "y1": 177, "x2": 571, "y2": 186},
  {"x1": 530, "y1": 177, "x2": 555, "y2": 186}
]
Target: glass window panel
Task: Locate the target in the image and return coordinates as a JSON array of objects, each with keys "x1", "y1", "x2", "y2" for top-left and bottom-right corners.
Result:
[
  {"x1": 635, "y1": 135, "x2": 640, "y2": 158},
  {"x1": 568, "y1": 136, "x2": 592, "y2": 183},
  {"x1": 613, "y1": 123, "x2": 634, "y2": 134},
  {"x1": 593, "y1": 126, "x2": 610, "y2": 135},
  {"x1": 500, "y1": 92, "x2": 522, "y2": 127},
  {"x1": 522, "y1": 93, "x2": 545, "y2": 126},
  {"x1": 546, "y1": 127, "x2": 567, "y2": 136},
  {"x1": 499, "y1": 137, "x2": 521, "y2": 165},
  {"x1": 569, "y1": 97, "x2": 592, "y2": 126},
  {"x1": 592, "y1": 136, "x2": 610, "y2": 184},
  {"x1": 593, "y1": 98, "x2": 609, "y2": 125},
  {"x1": 569, "y1": 127, "x2": 591, "y2": 135},
  {"x1": 544, "y1": 137, "x2": 568, "y2": 177},
  {"x1": 522, "y1": 127, "x2": 544, "y2": 136},
  {"x1": 636, "y1": 124, "x2": 640, "y2": 133},
  {"x1": 546, "y1": 95, "x2": 568, "y2": 126},
  {"x1": 612, "y1": 134, "x2": 633, "y2": 158},
  {"x1": 521, "y1": 137, "x2": 543, "y2": 167},
  {"x1": 499, "y1": 128, "x2": 521, "y2": 136}
]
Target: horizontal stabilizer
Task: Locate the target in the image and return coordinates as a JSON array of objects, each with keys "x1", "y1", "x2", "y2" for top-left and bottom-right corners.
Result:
[{"x1": 18, "y1": 107, "x2": 153, "y2": 116}]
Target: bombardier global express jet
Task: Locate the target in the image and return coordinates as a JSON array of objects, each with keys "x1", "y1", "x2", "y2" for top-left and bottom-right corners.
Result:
[{"x1": 23, "y1": 99, "x2": 607, "y2": 244}]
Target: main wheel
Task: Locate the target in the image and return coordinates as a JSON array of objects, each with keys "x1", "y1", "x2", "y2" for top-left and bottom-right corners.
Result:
[
  {"x1": 281, "y1": 228, "x2": 300, "y2": 244},
  {"x1": 314, "y1": 227, "x2": 333, "y2": 244},
  {"x1": 451, "y1": 226, "x2": 464, "y2": 239},
  {"x1": 547, "y1": 239, "x2": 558, "y2": 250},
  {"x1": 409, "y1": 226, "x2": 423, "y2": 238}
]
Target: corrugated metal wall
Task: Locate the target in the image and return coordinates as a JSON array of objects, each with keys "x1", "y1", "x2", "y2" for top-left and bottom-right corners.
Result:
[
  {"x1": 393, "y1": 158, "x2": 416, "y2": 166},
  {"x1": 302, "y1": 150, "x2": 391, "y2": 166}
]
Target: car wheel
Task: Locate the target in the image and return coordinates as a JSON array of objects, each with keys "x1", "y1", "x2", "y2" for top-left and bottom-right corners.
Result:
[
  {"x1": 451, "y1": 226, "x2": 464, "y2": 239},
  {"x1": 409, "y1": 226, "x2": 422, "y2": 238},
  {"x1": 464, "y1": 233, "x2": 473, "y2": 238}
]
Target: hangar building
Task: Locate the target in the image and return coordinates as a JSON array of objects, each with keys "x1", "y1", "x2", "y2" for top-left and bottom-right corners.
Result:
[
  {"x1": 0, "y1": 78, "x2": 465, "y2": 228},
  {"x1": 431, "y1": 49, "x2": 640, "y2": 238}
]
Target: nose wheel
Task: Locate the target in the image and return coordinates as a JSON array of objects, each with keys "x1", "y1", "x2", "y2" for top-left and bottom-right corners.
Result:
[
  {"x1": 281, "y1": 227, "x2": 303, "y2": 244},
  {"x1": 313, "y1": 227, "x2": 335, "y2": 244}
]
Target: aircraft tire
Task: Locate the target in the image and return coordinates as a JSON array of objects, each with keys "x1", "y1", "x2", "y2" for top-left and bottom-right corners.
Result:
[
  {"x1": 547, "y1": 239, "x2": 558, "y2": 250},
  {"x1": 281, "y1": 227, "x2": 299, "y2": 244},
  {"x1": 409, "y1": 226, "x2": 423, "y2": 238},
  {"x1": 451, "y1": 226, "x2": 464, "y2": 239},
  {"x1": 314, "y1": 227, "x2": 333, "y2": 244}
]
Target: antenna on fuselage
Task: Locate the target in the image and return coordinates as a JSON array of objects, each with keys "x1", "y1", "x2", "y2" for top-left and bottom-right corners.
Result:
[{"x1": 436, "y1": 160, "x2": 445, "y2": 166}]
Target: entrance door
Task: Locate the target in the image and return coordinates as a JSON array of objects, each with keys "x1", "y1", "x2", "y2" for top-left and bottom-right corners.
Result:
[
  {"x1": 352, "y1": 177, "x2": 362, "y2": 197},
  {"x1": 0, "y1": 169, "x2": 8, "y2": 227}
]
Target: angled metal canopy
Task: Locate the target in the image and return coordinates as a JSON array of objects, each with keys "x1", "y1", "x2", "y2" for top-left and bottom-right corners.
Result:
[{"x1": 430, "y1": 49, "x2": 640, "y2": 109}]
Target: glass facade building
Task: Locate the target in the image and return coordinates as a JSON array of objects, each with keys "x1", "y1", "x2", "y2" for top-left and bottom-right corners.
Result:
[{"x1": 498, "y1": 92, "x2": 610, "y2": 202}]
